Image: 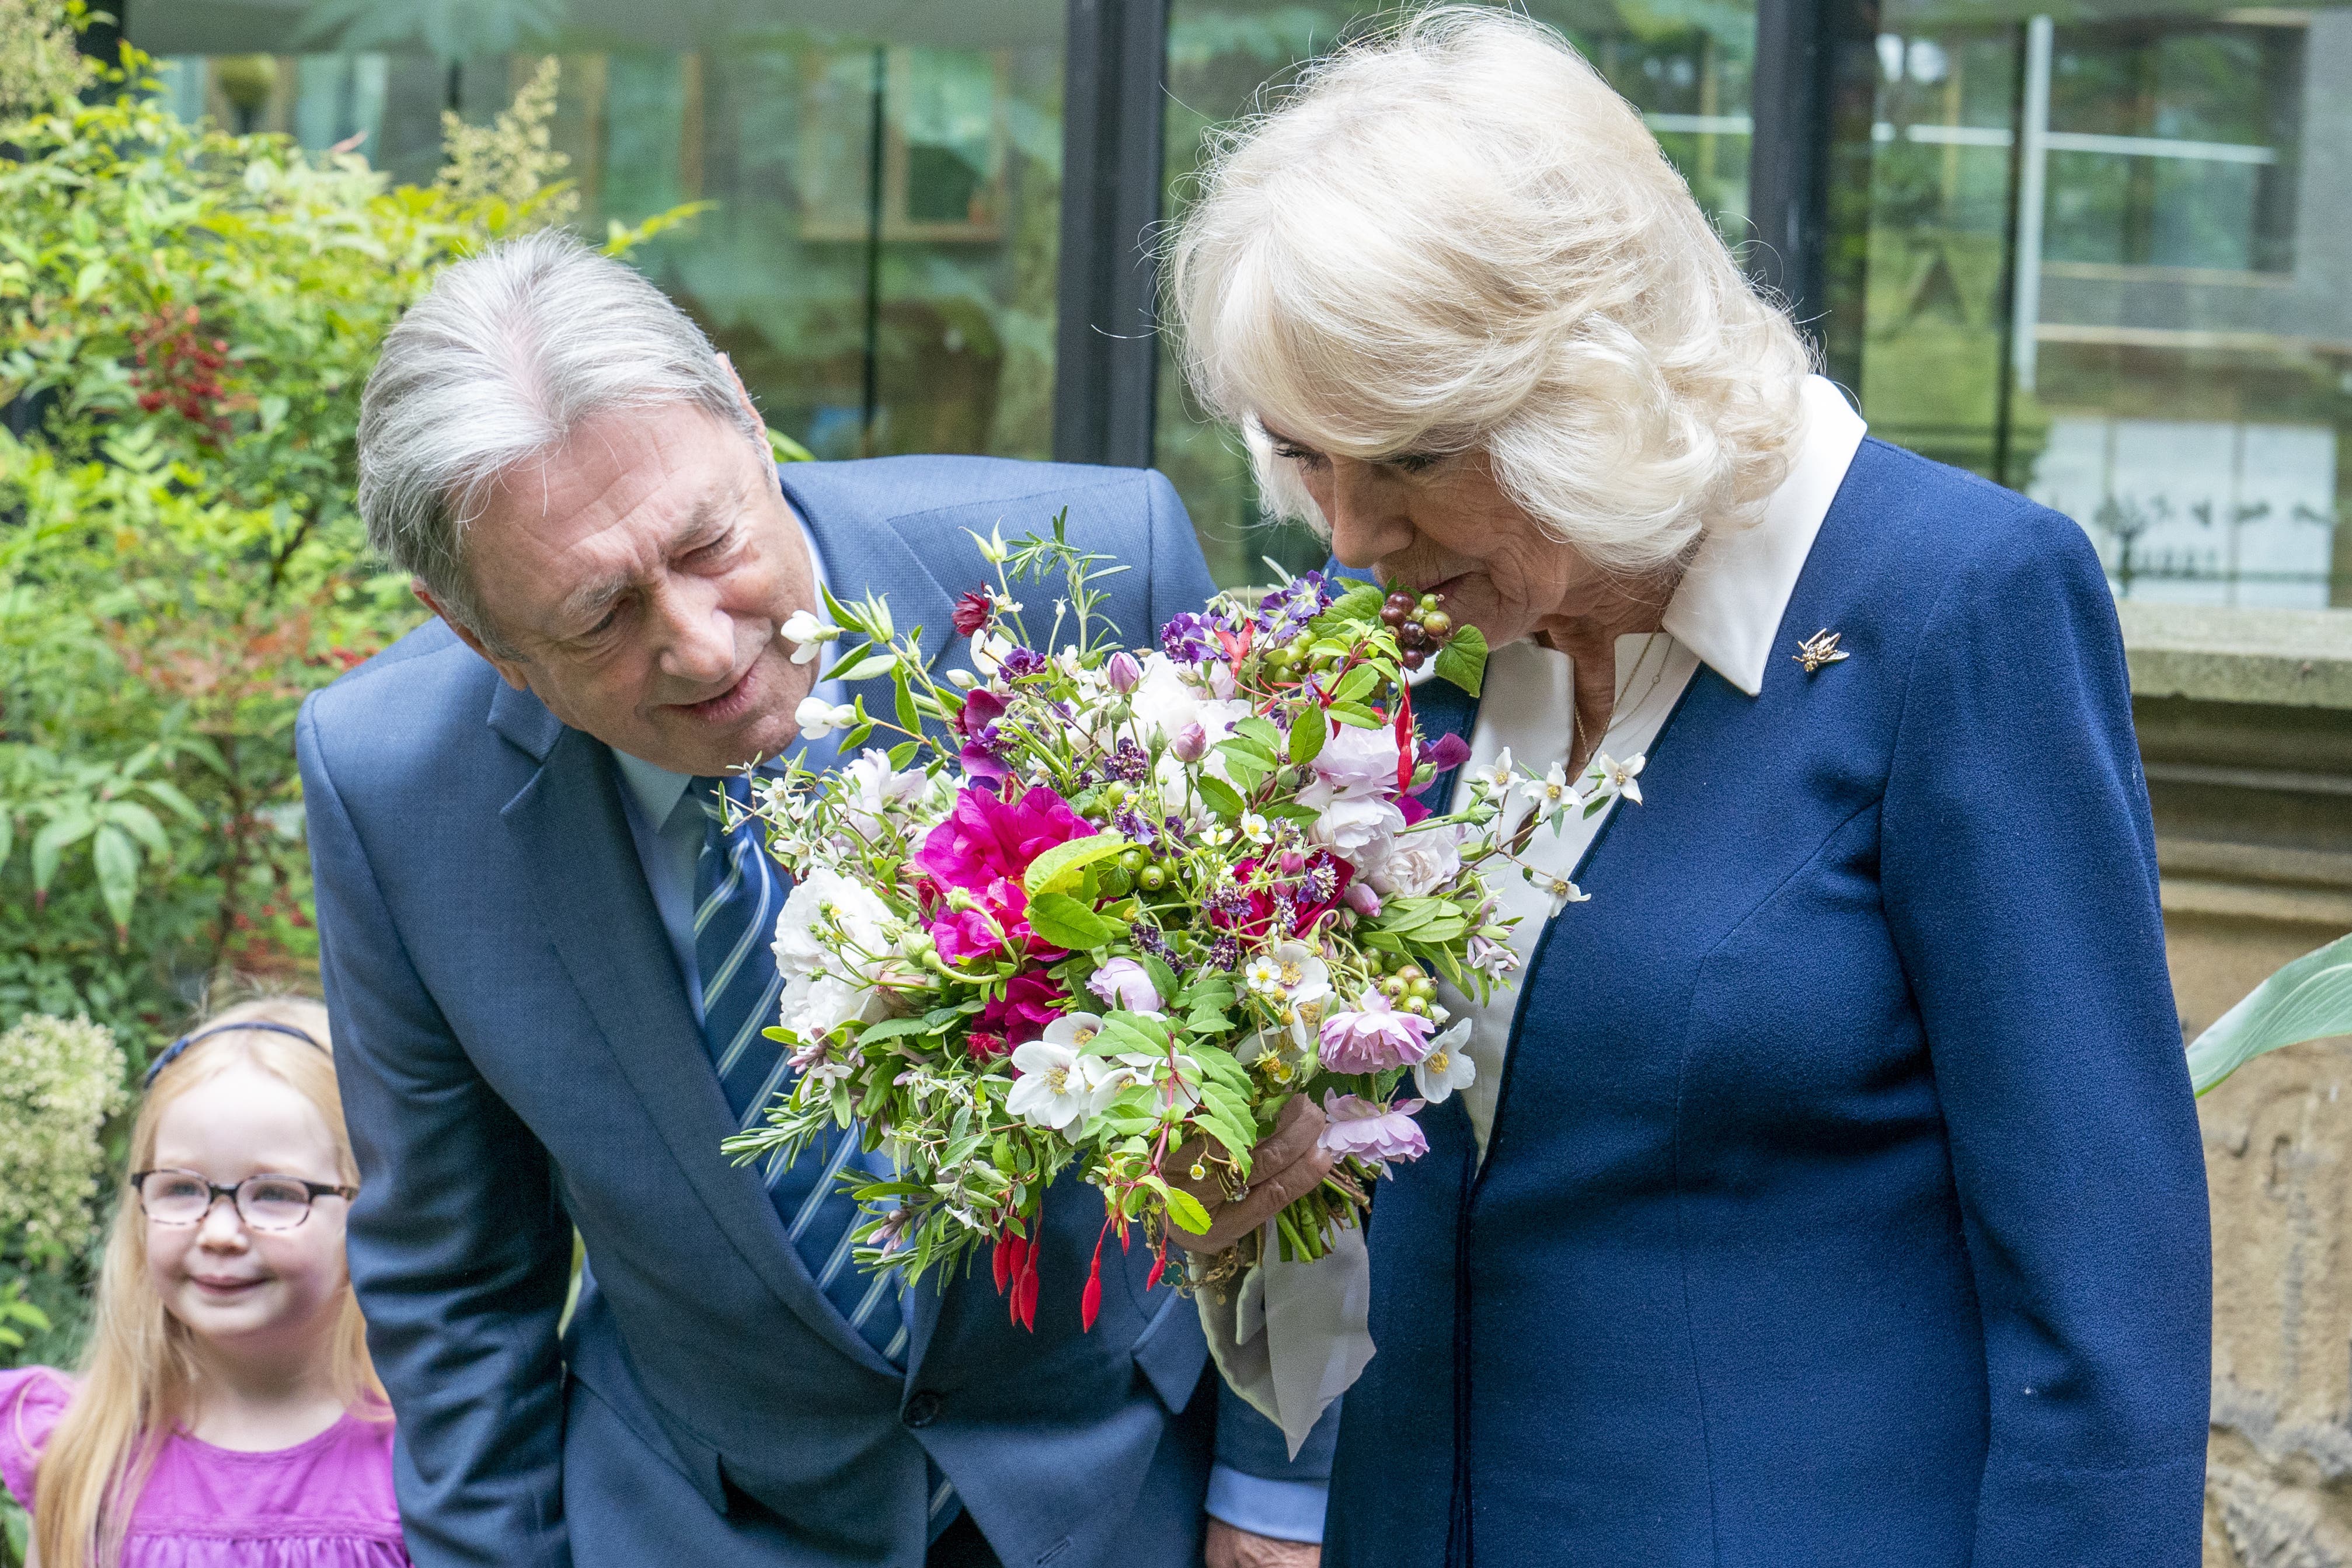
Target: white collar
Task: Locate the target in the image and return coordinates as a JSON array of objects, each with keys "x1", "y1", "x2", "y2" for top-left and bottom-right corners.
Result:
[
  {"x1": 1660, "y1": 375, "x2": 1866, "y2": 698},
  {"x1": 611, "y1": 510, "x2": 834, "y2": 828}
]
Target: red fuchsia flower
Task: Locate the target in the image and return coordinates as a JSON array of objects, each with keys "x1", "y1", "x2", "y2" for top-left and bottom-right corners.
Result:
[
  {"x1": 979, "y1": 971, "x2": 1069, "y2": 1054},
  {"x1": 1318, "y1": 1092, "x2": 1430, "y2": 1163},
  {"x1": 1318, "y1": 988, "x2": 1434, "y2": 1072},
  {"x1": 916, "y1": 785, "x2": 1097, "y2": 960},
  {"x1": 953, "y1": 589, "x2": 994, "y2": 636}
]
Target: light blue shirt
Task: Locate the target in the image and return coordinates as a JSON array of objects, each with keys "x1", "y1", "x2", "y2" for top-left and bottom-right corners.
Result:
[{"x1": 605, "y1": 520, "x2": 1328, "y2": 1546}]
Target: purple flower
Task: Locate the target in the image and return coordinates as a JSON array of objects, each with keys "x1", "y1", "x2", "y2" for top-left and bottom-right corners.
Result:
[
  {"x1": 1318, "y1": 989, "x2": 1434, "y2": 1072},
  {"x1": 1107, "y1": 651, "x2": 1142, "y2": 693},
  {"x1": 1172, "y1": 722, "x2": 1209, "y2": 763},
  {"x1": 1106, "y1": 739, "x2": 1150, "y2": 783},
  {"x1": 1424, "y1": 733, "x2": 1472, "y2": 773},
  {"x1": 1318, "y1": 1092, "x2": 1428, "y2": 1163},
  {"x1": 956, "y1": 687, "x2": 1008, "y2": 737},
  {"x1": 1087, "y1": 957, "x2": 1163, "y2": 1014},
  {"x1": 1205, "y1": 933, "x2": 1241, "y2": 971},
  {"x1": 1255, "y1": 571, "x2": 1334, "y2": 646},
  {"x1": 999, "y1": 646, "x2": 1050, "y2": 679},
  {"x1": 1111, "y1": 807, "x2": 1159, "y2": 846},
  {"x1": 1344, "y1": 881, "x2": 1382, "y2": 918},
  {"x1": 1133, "y1": 923, "x2": 1170, "y2": 958},
  {"x1": 1161, "y1": 613, "x2": 1218, "y2": 664}
]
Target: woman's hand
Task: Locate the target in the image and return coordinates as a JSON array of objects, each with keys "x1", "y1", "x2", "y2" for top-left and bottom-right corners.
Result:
[{"x1": 1165, "y1": 1093, "x2": 1336, "y2": 1255}]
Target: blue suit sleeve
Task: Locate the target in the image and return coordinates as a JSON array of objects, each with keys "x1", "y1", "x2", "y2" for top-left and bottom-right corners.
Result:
[
  {"x1": 298, "y1": 696, "x2": 574, "y2": 1568},
  {"x1": 1206, "y1": 1391, "x2": 1339, "y2": 1542},
  {"x1": 1142, "y1": 467, "x2": 1222, "y2": 636},
  {"x1": 1878, "y1": 506, "x2": 2210, "y2": 1564}
]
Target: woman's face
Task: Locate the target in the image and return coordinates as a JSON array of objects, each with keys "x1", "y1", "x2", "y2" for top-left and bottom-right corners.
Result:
[
  {"x1": 1263, "y1": 429, "x2": 1611, "y2": 647},
  {"x1": 144, "y1": 1064, "x2": 352, "y2": 1367}
]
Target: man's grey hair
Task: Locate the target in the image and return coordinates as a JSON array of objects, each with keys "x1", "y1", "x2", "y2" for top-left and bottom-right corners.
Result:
[{"x1": 355, "y1": 229, "x2": 764, "y2": 650}]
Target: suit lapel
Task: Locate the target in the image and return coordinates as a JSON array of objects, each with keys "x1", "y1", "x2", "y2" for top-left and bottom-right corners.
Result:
[
  {"x1": 780, "y1": 464, "x2": 960, "y2": 726},
  {"x1": 496, "y1": 708, "x2": 898, "y2": 1375}
]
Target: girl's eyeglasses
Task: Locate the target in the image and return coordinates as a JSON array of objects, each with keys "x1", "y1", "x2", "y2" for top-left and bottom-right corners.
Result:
[{"x1": 130, "y1": 1169, "x2": 357, "y2": 1232}]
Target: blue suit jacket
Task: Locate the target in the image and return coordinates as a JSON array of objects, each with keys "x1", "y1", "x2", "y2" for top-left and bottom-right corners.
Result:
[
  {"x1": 299, "y1": 457, "x2": 1323, "y2": 1568},
  {"x1": 1325, "y1": 441, "x2": 2211, "y2": 1566}
]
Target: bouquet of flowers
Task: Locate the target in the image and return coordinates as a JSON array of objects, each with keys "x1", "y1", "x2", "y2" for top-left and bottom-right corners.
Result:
[{"x1": 724, "y1": 517, "x2": 1633, "y2": 1329}]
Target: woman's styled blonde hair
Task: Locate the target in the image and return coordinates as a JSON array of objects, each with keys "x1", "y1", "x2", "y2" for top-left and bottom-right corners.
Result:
[
  {"x1": 1168, "y1": 5, "x2": 1814, "y2": 574},
  {"x1": 30, "y1": 996, "x2": 383, "y2": 1568}
]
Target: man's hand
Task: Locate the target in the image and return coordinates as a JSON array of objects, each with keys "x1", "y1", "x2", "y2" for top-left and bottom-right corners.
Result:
[
  {"x1": 1206, "y1": 1518, "x2": 1321, "y2": 1568},
  {"x1": 1166, "y1": 1093, "x2": 1336, "y2": 1255}
]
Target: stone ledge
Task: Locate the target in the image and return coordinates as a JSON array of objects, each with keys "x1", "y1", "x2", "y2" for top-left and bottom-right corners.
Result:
[{"x1": 2120, "y1": 602, "x2": 2352, "y2": 710}]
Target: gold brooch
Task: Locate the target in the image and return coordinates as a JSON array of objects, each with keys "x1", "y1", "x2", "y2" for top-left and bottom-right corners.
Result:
[{"x1": 1793, "y1": 629, "x2": 1850, "y2": 675}]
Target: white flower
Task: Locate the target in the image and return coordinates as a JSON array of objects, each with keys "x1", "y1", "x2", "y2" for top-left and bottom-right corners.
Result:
[
  {"x1": 971, "y1": 631, "x2": 1015, "y2": 677},
  {"x1": 1240, "y1": 811, "x2": 1271, "y2": 845},
  {"x1": 1243, "y1": 955, "x2": 1286, "y2": 994},
  {"x1": 771, "y1": 871, "x2": 899, "y2": 1038},
  {"x1": 1043, "y1": 1011, "x2": 1109, "y2": 1051},
  {"x1": 1310, "y1": 795, "x2": 1407, "y2": 863},
  {"x1": 1590, "y1": 752, "x2": 1644, "y2": 805},
  {"x1": 1471, "y1": 747, "x2": 1517, "y2": 797},
  {"x1": 1519, "y1": 762, "x2": 1579, "y2": 816},
  {"x1": 1236, "y1": 1027, "x2": 1313, "y2": 1085},
  {"x1": 1301, "y1": 723, "x2": 1402, "y2": 807},
  {"x1": 1008, "y1": 1039, "x2": 1111, "y2": 1134},
  {"x1": 1542, "y1": 874, "x2": 1591, "y2": 918},
  {"x1": 839, "y1": 748, "x2": 928, "y2": 836},
  {"x1": 1413, "y1": 1019, "x2": 1478, "y2": 1104},
  {"x1": 1361, "y1": 823, "x2": 1464, "y2": 899},
  {"x1": 795, "y1": 696, "x2": 858, "y2": 741},
  {"x1": 947, "y1": 668, "x2": 979, "y2": 689},
  {"x1": 1130, "y1": 652, "x2": 1249, "y2": 751},
  {"x1": 779, "y1": 609, "x2": 838, "y2": 664}
]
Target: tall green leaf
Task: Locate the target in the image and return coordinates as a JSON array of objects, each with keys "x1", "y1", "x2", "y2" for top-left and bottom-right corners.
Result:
[{"x1": 2187, "y1": 929, "x2": 2352, "y2": 1096}]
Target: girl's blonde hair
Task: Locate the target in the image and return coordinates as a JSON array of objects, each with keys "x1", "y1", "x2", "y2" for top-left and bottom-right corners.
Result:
[
  {"x1": 30, "y1": 996, "x2": 383, "y2": 1568},
  {"x1": 1167, "y1": 6, "x2": 1814, "y2": 574}
]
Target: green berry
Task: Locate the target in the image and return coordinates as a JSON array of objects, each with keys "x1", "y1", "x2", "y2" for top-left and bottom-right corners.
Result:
[{"x1": 1140, "y1": 866, "x2": 1167, "y2": 892}]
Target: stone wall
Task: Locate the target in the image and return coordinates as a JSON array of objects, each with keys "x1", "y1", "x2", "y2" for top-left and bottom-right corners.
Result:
[{"x1": 2118, "y1": 604, "x2": 2352, "y2": 1567}]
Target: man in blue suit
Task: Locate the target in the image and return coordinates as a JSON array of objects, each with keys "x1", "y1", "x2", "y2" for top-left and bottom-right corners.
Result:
[{"x1": 298, "y1": 232, "x2": 1332, "y2": 1568}]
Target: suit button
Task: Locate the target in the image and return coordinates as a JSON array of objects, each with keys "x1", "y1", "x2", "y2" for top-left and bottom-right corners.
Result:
[{"x1": 903, "y1": 1391, "x2": 942, "y2": 1428}]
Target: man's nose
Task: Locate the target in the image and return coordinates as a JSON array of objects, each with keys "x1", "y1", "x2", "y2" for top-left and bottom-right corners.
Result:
[
  {"x1": 652, "y1": 580, "x2": 737, "y2": 685},
  {"x1": 1321, "y1": 460, "x2": 1414, "y2": 569}
]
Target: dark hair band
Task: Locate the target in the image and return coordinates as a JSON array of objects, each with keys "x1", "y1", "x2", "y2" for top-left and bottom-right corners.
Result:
[{"x1": 144, "y1": 1020, "x2": 327, "y2": 1088}]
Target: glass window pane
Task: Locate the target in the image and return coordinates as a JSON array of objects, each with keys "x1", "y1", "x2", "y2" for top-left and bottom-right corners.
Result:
[
  {"x1": 1156, "y1": 2, "x2": 1758, "y2": 586},
  {"x1": 1853, "y1": 1, "x2": 2348, "y2": 608},
  {"x1": 130, "y1": 3, "x2": 1065, "y2": 468}
]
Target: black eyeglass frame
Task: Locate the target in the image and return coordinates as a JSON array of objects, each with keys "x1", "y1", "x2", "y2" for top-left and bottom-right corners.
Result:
[{"x1": 128, "y1": 1169, "x2": 358, "y2": 1231}]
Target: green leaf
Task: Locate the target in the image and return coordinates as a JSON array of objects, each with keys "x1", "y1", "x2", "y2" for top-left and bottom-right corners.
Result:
[
  {"x1": 1325, "y1": 584, "x2": 1384, "y2": 623},
  {"x1": 1433, "y1": 624, "x2": 1489, "y2": 697},
  {"x1": 2188, "y1": 929, "x2": 2352, "y2": 1096},
  {"x1": 1195, "y1": 775, "x2": 1245, "y2": 822},
  {"x1": 1333, "y1": 664, "x2": 1381, "y2": 705},
  {"x1": 1137, "y1": 952, "x2": 1182, "y2": 1009},
  {"x1": 93, "y1": 823, "x2": 139, "y2": 928},
  {"x1": 1023, "y1": 834, "x2": 1127, "y2": 897},
  {"x1": 1027, "y1": 891, "x2": 1117, "y2": 950},
  {"x1": 106, "y1": 800, "x2": 171, "y2": 858},
  {"x1": 833, "y1": 651, "x2": 900, "y2": 685},
  {"x1": 894, "y1": 668, "x2": 921, "y2": 737},
  {"x1": 857, "y1": 1016, "x2": 943, "y2": 1047},
  {"x1": 30, "y1": 810, "x2": 94, "y2": 894},
  {"x1": 1288, "y1": 710, "x2": 1327, "y2": 766},
  {"x1": 888, "y1": 740, "x2": 922, "y2": 769},
  {"x1": 1235, "y1": 716, "x2": 1284, "y2": 754},
  {"x1": 1329, "y1": 702, "x2": 1382, "y2": 729},
  {"x1": 0, "y1": 813, "x2": 11, "y2": 877},
  {"x1": 1163, "y1": 1186, "x2": 1215, "y2": 1236}
]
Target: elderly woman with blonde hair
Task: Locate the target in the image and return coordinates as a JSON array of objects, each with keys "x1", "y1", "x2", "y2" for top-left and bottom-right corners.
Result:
[{"x1": 1166, "y1": 9, "x2": 2210, "y2": 1566}]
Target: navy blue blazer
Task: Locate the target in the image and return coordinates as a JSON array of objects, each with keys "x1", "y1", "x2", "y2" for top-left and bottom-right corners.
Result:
[
  {"x1": 299, "y1": 457, "x2": 1320, "y2": 1568},
  {"x1": 1325, "y1": 441, "x2": 2211, "y2": 1566}
]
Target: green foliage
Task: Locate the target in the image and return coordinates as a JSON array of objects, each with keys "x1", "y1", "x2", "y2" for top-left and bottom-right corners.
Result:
[
  {"x1": 0, "y1": 0, "x2": 88, "y2": 119},
  {"x1": 0, "y1": 32, "x2": 701, "y2": 1041},
  {"x1": 2188, "y1": 929, "x2": 2352, "y2": 1096}
]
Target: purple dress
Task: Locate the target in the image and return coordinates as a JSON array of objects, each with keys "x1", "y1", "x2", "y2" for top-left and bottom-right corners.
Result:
[{"x1": 0, "y1": 1367, "x2": 409, "y2": 1567}]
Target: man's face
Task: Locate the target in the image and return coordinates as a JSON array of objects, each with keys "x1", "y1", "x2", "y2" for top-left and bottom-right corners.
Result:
[{"x1": 445, "y1": 403, "x2": 819, "y2": 776}]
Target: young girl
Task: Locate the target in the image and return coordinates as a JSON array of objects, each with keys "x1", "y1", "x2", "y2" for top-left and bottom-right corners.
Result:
[{"x1": 0, "y1": 997, "x2": 408, "y2": 1567}]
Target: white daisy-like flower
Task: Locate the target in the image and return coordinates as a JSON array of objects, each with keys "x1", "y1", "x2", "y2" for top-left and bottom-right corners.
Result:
[
  {"x1": 1006, "y1": 1038, "x2": 1111, "y2": 1134},
  {"x1": 1412, "y1": 1019, "x2": 1477, "y2": 1104},
  {"x1": 1545, "y1": 875, "x2": 1591, "y2": 918},
  {"x1": 1243, "y1": 955, "x2": 1286, "y2": 995},
  {"x1": 1518, "y1": 762, "x2": 1578, "y2": 817},
  {"x1": 1471, "y1": 747, "x2": 1517, "y2": 797},
  {"x1": 1240, "y1": 811, "x2": 1271, "y2": 845},
  {"x1": 1590, "y1": 752, "x2": 1645, "y2": 805}
]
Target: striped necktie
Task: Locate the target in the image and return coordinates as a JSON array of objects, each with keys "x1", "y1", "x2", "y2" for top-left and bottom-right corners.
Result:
[{"x1": 694, "y1": 774, "x2": 906, "y2": 1361}]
